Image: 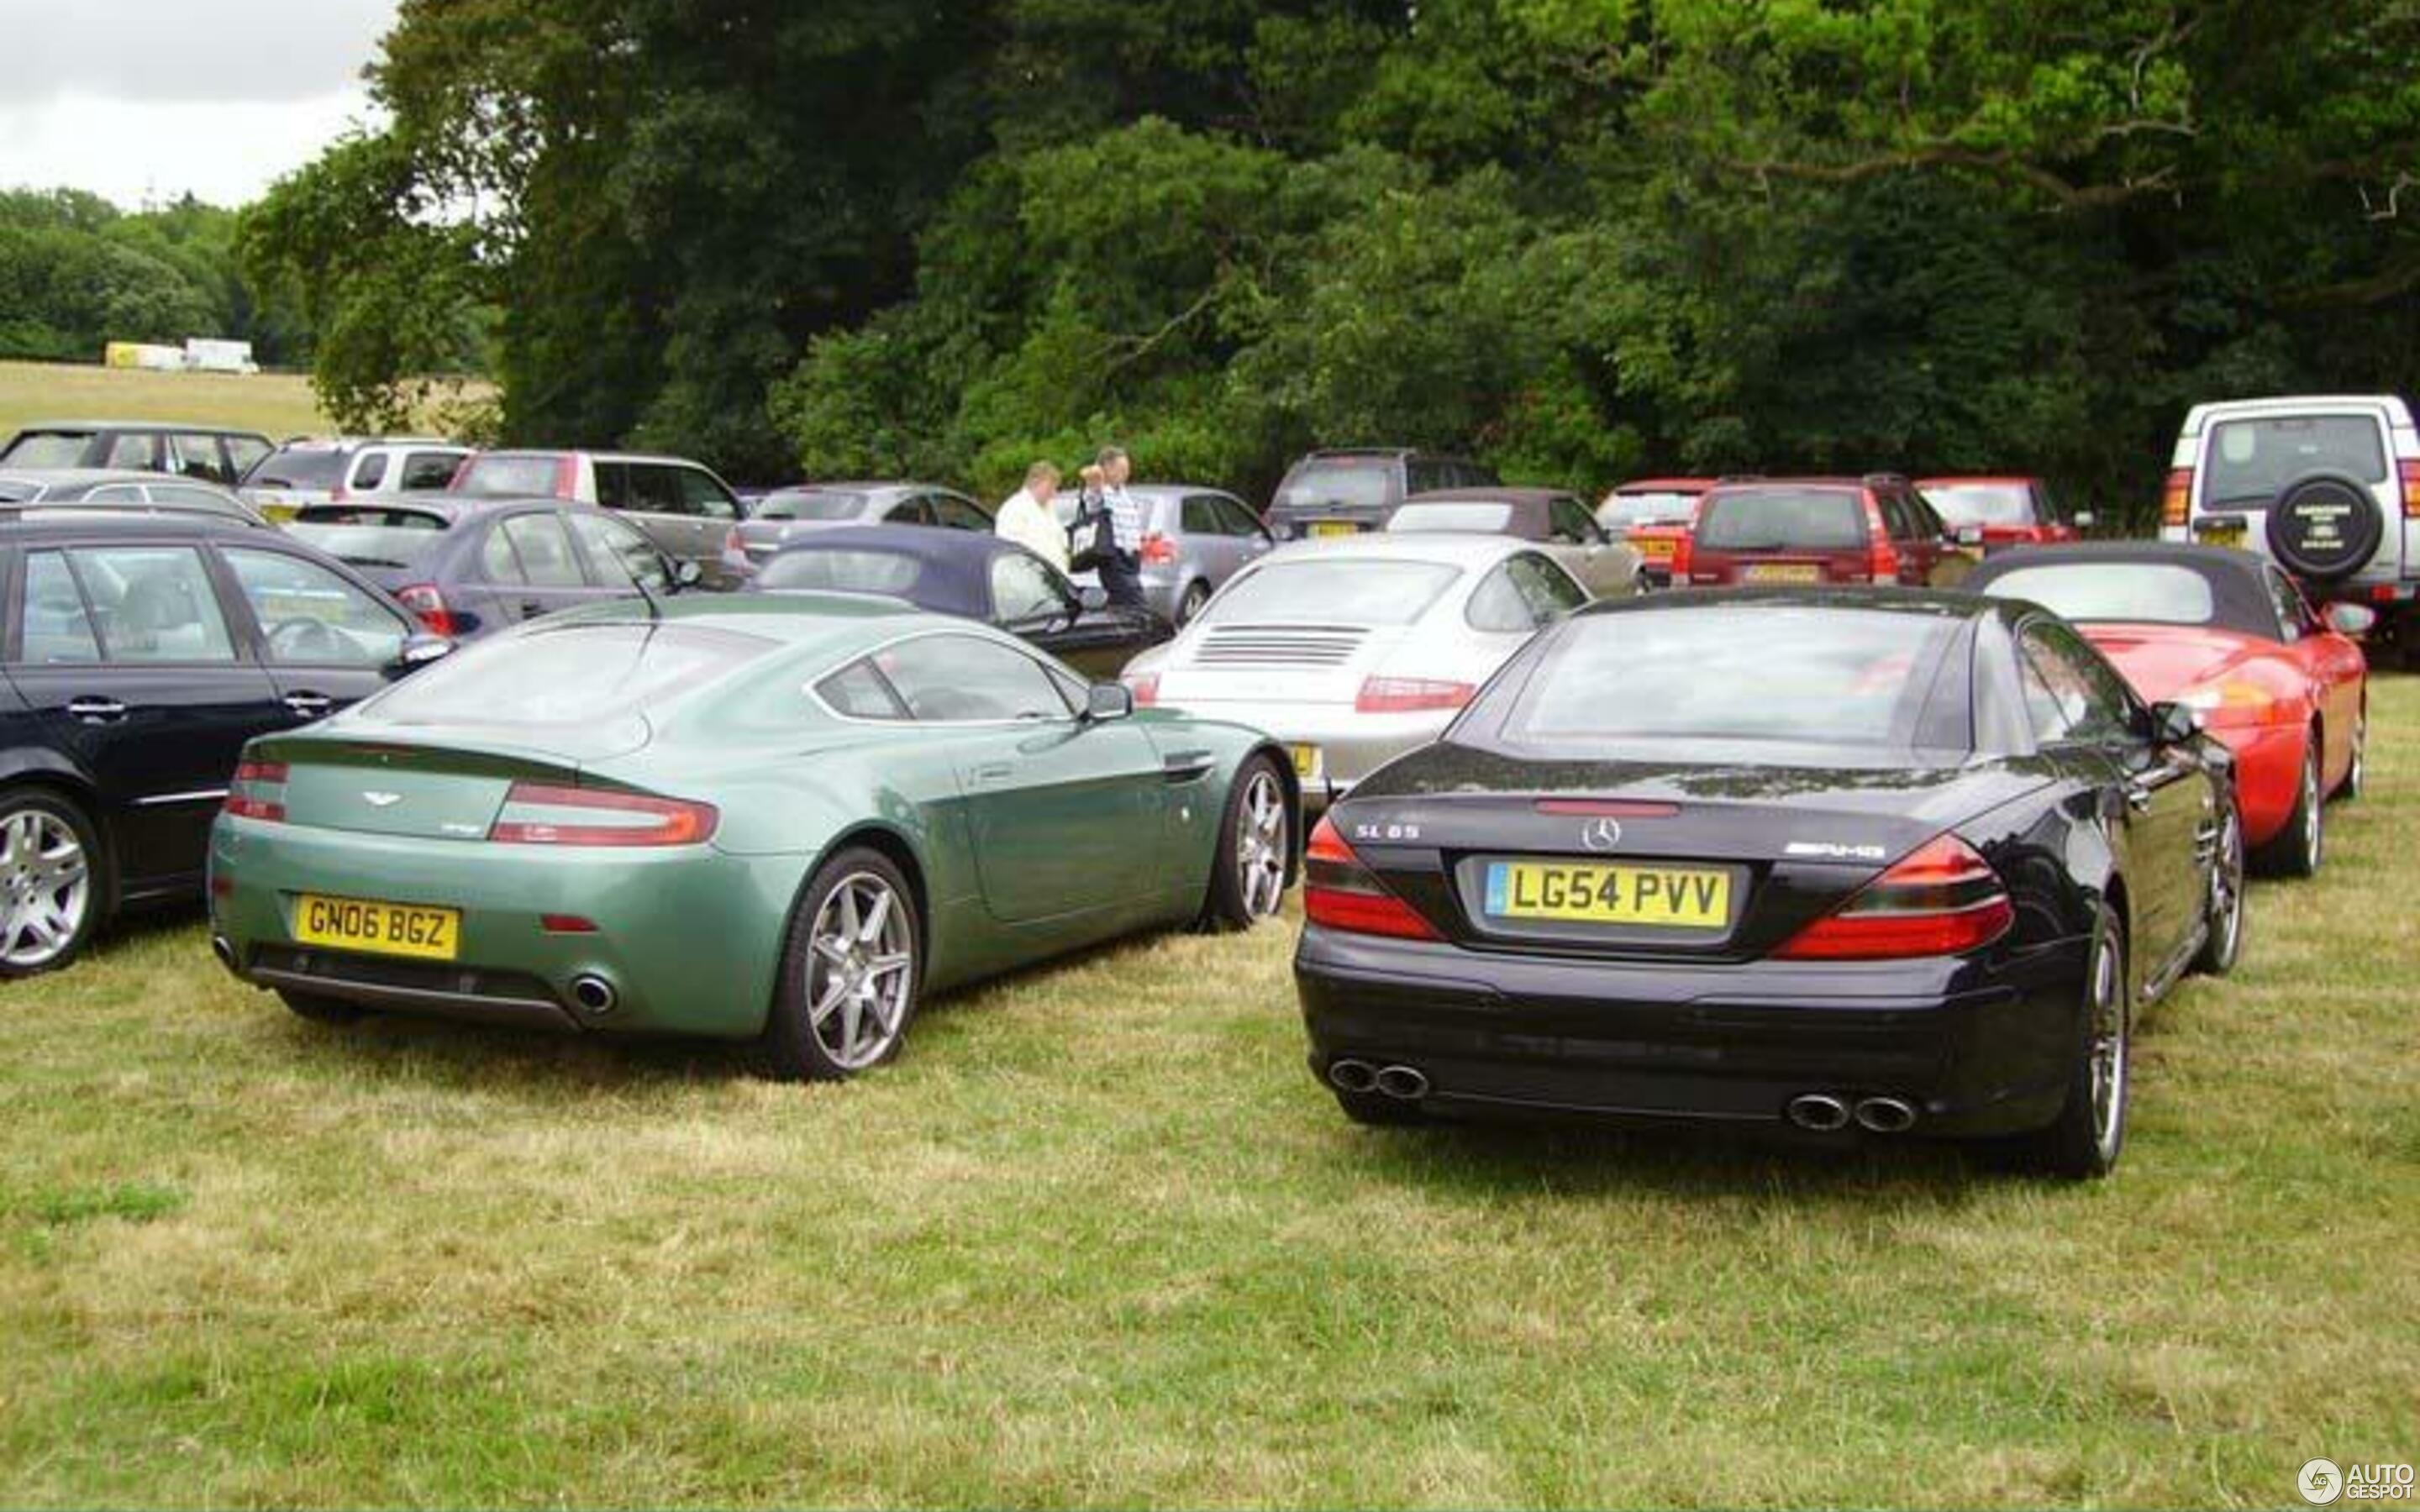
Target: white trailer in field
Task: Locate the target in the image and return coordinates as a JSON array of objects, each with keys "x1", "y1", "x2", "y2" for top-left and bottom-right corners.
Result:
[{"x1": 182, "y1": 338, "x2": 260, "y2": 375}]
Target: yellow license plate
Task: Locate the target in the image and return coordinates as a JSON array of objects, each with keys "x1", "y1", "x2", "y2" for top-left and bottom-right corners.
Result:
[
  {"x1": 1484, "y1": 861, "x2": 1732, "y2": 929},
  {"x1": 292, "y1": 894, "x2": 460, "y2": 960},
  {"x1": 1291, "y1": 743, "x2": 1322, "y2": 779},
  {"x1": 2197, "y1": 519, "x2": 2245, "y2": 548},
  {"x1": 1307, "y1": 521, "x2": 1360, "y2": 538},
  {"x1": 1744, "y1": 563, "x2": 1823, "y2": 584},
  {"x1": 1634, "y1": 538, "x2": 1677, "y2": 559}
]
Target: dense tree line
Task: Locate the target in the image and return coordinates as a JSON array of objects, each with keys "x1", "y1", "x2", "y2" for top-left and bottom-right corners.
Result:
[
  {"x1": 0, "y1": 188, "x2": 308, "y2": 367},
  {"x1": 249, "y1": 0, "x2": 2419, "y2": 520}
]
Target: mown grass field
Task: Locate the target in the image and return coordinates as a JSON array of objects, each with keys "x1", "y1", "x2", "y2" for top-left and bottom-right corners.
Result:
[
  {"x1": 2, "y1": 676, "x2": 2415, "y2": 1506},
  {"x1": 0, "y1": 360, "x2": 332, "y2": 444}
]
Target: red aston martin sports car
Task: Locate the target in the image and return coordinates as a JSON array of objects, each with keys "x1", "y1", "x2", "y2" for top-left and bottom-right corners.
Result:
[{"x1": 1967, "y1": 543, "x2": 2370, "y2": 875}]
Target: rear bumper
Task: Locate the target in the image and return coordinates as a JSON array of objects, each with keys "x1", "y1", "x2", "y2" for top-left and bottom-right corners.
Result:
[
  {"x1": 208, "y1": 816, "x2": 800, "y2": 1038},
  {"x1": 1293, "y1": 925, "x2": 2086, "y2": 1137}
]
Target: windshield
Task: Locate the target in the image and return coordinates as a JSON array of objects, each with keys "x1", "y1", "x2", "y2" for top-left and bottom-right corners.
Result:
[
  {"x1": 1979, "y1": 563, "x2": 2217, "y2": 626},
  {"x1": 289, "y1": 507, "x2": 451, "y2": 570},
  {"x1": 2203, "y1": 416, "x2": 2389, "y2": 509},
  {"x1": 1389, "y1": 502, "x2": 1512, "y2": 534},
  {"x1": 1600, "y1": 491, "x2": 1699, "y2": 526},
  {"x1": 1276, "y1": 460, "x2": 1392, "y2": 511},
  {"x1": 455, "y1": 454, "x2": 566, "y2": 497},
  {"x1": 1202, "y1": 559, "x2": 1460, "y2": 628},
  {"x1": 1491, "y1": 607, "x2": 1960, "y2": 748},
  {"x1": 1921, "y1": 484, "x2": 2035, "y2": 528},
  {"x1": 246, "y1": 448, "x2": 349, "y2": 490},
  {"x1": 1694, "y1": 489, "x2": 1867, "y2": 551},
  {"x1": 757, "y1": 549, "x2": 924, "y2": 597},
  {"x1": 366, "y1": 623, "x2": 771, "y2": 727},
  {"x1": 754, "y1": 490, "x2": 870, "y2": 522},
  {"x1": 1, "y1": 433, "x2": 91, "y2": 469}
]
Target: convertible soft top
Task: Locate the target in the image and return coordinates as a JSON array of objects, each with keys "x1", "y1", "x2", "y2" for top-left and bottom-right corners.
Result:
[
  {"x1": 1965, "y1": 542, "x2": 2286, "y2": 641},
  {"x1": 757, "y1": 523, "x2": 1040, "y2": 620}
]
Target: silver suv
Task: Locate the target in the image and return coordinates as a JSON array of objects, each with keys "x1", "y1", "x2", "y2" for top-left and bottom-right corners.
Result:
[{"x1": 2163, "y1": 395, "x2": 2418, "y2": 660}]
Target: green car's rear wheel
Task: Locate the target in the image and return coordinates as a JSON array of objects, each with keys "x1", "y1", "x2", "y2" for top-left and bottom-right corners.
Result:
[
  {"x1": 1203, "y1": 755, "x2": 1290, "y2": 931},
  {"x1": 761, "y1": 847, "x2": 921, "y2": 1081}
]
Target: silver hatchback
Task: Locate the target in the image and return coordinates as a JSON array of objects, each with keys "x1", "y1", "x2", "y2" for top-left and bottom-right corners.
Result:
[{"x1": 1055, "y1": 484, "x2": 1275, "y2": 624}]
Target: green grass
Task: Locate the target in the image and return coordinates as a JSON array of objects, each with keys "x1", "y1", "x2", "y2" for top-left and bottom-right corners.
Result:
[
  {"x1": 3, "y1": 681, "x2": 2417, "y2": 1507},
  {"x1": 0, "y1": 360, "x2": 333, "y2": 444}
]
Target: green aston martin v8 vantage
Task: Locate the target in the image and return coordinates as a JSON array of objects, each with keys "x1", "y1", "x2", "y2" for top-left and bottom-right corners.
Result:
[{"x1": 208, "y1": 595, "x2": 1299, "y2": 1079}]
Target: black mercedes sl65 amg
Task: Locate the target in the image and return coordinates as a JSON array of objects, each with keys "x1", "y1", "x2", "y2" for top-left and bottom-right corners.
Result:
[{"x1": 1294, "y1": 588, "x2": 2247, "y2": 1179}]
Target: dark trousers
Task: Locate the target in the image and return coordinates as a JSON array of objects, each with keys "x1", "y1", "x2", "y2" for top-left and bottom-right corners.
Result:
[{"x1": 1099, "y1": 551, "x2": 1147, "y2": 610}]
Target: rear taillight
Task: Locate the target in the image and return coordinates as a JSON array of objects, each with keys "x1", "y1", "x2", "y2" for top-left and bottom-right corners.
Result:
[
  {"x1": 1303, "y1": 816, "x2": 1440, "y2": 940},
  {"x1": 553, "y1": 454, "x2": 578, "y2": 498},
  {"x1": 1864, "y1": 496, "x2": 1900, "y2": 581},
  {"x1": 222, "y1": 761, "x2": 288, "y2": 822},
  {"x1": 1139, "y1": 532, "x2": 1176, "y2": 565},
  {"x1": 1773, "y1": 834, "x2": 2013, "y2": 960},
  {"x1": 2401, "y1": 458, "x2": 2420, "y2": 519},
  {"x1": 1355, "y1": 677, "x2": 1474, "y2": 714},
  {"x1": 397, "y1": 585, "x2": 456, "y2": 637},
  {"x1": 487, "y1": 783, "x2": 718, "y2": 847},
  {"x1": 2162, "y1": 469, "x2": 2192, "y2": 527},
  {"x1": 1670, "y1": 531, "x2": 1693, "y2": 579},
  {"x1": 1124, "y1": 672, "x2": 1160, "y2": 706}
]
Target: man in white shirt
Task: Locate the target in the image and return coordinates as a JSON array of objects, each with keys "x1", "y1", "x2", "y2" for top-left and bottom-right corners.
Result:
[
  {"x1": 1090, "y1": 446, "x2": 1147, "y2": 610},
  {"x1": 994, "y1": 460, "x2": 1066, "y2": 572}
]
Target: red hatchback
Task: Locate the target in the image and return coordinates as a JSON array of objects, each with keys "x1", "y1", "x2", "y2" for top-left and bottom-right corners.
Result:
[
  {"x1": 1596, "y1": 476, "x2": 1712, "y2": 586},
  {"x1": 1917, "y1": 475, "x2": 2089, "y2": 552},
  {"x1": 1966, "y1": 543, "x2": 2370, "y2": 875},
  {"x1": 1681, "y1": 475, "x2": 1960, "y2": 587}
]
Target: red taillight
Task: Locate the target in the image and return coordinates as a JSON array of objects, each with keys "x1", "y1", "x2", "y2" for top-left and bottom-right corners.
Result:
[
  {"x1": 1355, "y1": 676, "x2": 1474, "y2": 714},
  {"x1": 1139, "y1": 532, "x2": 1176, "y2": 565},
  {"x1": 487, "y1": 782, "x2": 719, "y2": 847},
  {"x1": 1670, "y1": 531, "x2": 1693, "y2": 579},
  {"x1": 540, "y1": 914, "x2": 598, "y2": 934},
  {"x1": 1774, "y1": 834, "x2": 2013, "y2": 960},
  {"x1": 553, "y1": 454, "x2": 578, "y2": 498},
  {"x1": 1125, "y1": 672, "x2": 1160, "y2": 706},
  {"x1": 222, "y1": 760, "x2": 288, "y2": 822},
  {"x1": 1864, "y1": 496, "x2": 1900, "y2": 581},
  {"x1": 1302, "y1": 816, "x2": 1440, "y2": 940},
  {"x1": 2162, "y1": 469, "x2": 2192, "y2": 528},
  {"x1": 397, "y1": 584, "x2": 457, "y2": 638},
  {"x1": 2401, "y1": 458, "x2": 2420, "y2": 519}
]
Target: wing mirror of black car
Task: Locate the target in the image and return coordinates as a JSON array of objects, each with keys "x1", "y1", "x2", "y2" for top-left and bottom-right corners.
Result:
[
  {"x1": 2149, "y1": 700, "x2": 2201, "y2": 747},
  {"x1": 1083, "y1": 681, "x2": 1134, "y2": 722},
  {"x1": 392, "y1": 632, "x2": 455, "y2": 675},
  {"x1": 671, "y1": 559, "x2": 702, "y2": 591},
  {"x1": 2323, "y1": 601, "x2": 2378, "y2": 638},
  {"x1": 1076, "y1": 584, "x2": 1109, "y2": 613}
]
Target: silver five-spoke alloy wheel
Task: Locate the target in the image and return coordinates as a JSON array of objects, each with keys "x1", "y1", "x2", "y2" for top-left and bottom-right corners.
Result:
[
  {"x1": 1, "y1": 804, "x2": 91, "y2": 970},
  {"x1": 1234, "y1": 769, "x2": 1289, "y2": 920},
  {"x1": 807, "y1": 871, "x2": 914, "y2": 1071}
]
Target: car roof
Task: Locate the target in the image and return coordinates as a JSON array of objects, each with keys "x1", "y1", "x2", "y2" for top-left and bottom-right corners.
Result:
[
  {"x1": 2180, "y1": 394, "x2": 2413, "y2": 432},
  {"x1": 1611, "y1": 477, "x2": 1715, "y2": 492},
  {"x1": 1255, "y1": 533, "x2": 1540, "y2": 568},
  {"x1": 0, "y1": 510, "x2": 265, "y2": 541},
  {"x1": 1916, "y1": 475, "x2": 2039, "y2": 488},
  {"x1": 544, "y1": 591, "x2": 939, "y2": 647},
  {"x1": 1576, "y1": 584, "x2": 2012, "y2": 623},
  {"x1": 764, "y1": 481, "x2": 921, "y2": 497},
  {"x1": 0, "y1": 467, "x2": 186, "y2": 488},
  {"x1": 6, "y1": 420, "x2": 271, "y2": 438},
  {"x1": 756, "y1": 525, "x2": 1028, "y2": 617},
  {"x1": 471, "y1": 448, "x2": 718, "y2": 468},
  {"x1": 1400, "y1": 486, "x2": 1574, "y2": 506}
]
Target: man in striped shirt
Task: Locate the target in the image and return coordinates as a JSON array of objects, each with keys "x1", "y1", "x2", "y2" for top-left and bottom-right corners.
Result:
[{"x1": 1091, "y1": 445, "x2": 1148, "y2": 611}]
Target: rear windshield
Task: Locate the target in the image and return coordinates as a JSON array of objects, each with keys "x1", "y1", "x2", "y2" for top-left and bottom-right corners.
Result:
[
  {"x1": 1600, "y1": 491, "x2": 1699, "y2": 526},
  {"x1": 757, "y1": 549, "x2": 924, "y2": 597},
  {"x1": 1921, "y1": 484, "x2": 2035, "y2": 528},
  {"x1": 0, "y1": 433, "x2": 91, "y2": 469},
  {"x1": 1491, "y1": 606, "x2": 1960, "y2": 748},
  {"x1": 1389, "y1": 502, "x2": 1512, "y2": 534},
  {"x1": 1694, "y1": 489, "x2": 1867, "y2": 551},
  {"x1": 1276, "y1": 460, "x2": 1393, "y2": 511},
  {"x1": 365, "y1": 623, "x2": 771, "y2": 727},
  {"x1": 289, "y1": 506, "x2": 452, "y2": 570},
  {"x1": 1979, "y1": 563, "x2": 2217, "y2": 627},
  {"x1": 1202, "y1": 559, "x2": 1460, "y2": 628},
  {"x1": 455, "y1": 454, "x2": 566, "y2": 497},
  {"x1": 245, "y1": 447, "x2": 349, "y2": 490},
  {"x1": 754, "y1": 490, "x2": 869, "y2": 522},
  {"x1": 2202, "y1": 416, "x2": 2388, "y2": 509}
]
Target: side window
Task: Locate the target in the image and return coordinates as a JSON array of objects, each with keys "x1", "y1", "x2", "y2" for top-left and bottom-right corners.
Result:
[
  {"x1": 171, "y1": 434, "x2": 233, "y2": 483},
  {"x1": 2015, "y1": 642, "x2": 2072, "y2": 744},
  {"x1": 1509, "y1": 553, "x2": 1588, "y2": 622},
  {"x1": 894, "y1": 496, "x2": 938, "y2": 528},
  {"x1": 1405, "y1": 459, "x2": 1444, "y2": 496},
  {"x1": 1465, "y1": 563, "x2": 1534, "y2": 633},
  {"x1": 593, "y1": 460, "x2": 633, "y2": 509},
  {"x1": 631, "y1": 465, "x2": 692, "y2": 516},
  {"x1": 500, "y1": 514, "x2": 583, "y2": 587},
  {"x1": 227, "y1": 436, "x2": 272, "y2": 480},
  {"x1": 1909, "y1": 493, "x2": 1949, "y2": 539},
  {"x1": 2022, "y1": 622, "x2": 2135, "y2": 744},
  {"x1": 676, "y1": 468, "x2": 738, "y2": 522},
  {"x1": 870, "y1": 633, "x2": 1072, "y2": 722},
  {"x1": 18, "y1": 552, "x2": 102, "y2": 664},
  {"x1": 101, "y1": 433, "x2": 158, "y2": 470},
  {"x1": 1213, "y1": 496, "x2": 1264, "y2": 538},
  {"x1": 65, "y1": 546, "x2": 236, "y2": 663},
  {"x1": 222, "y1": 549, "x2": 408, "y2": 666},
  {"x1": 815, "y1": 658, "x2": 910, "y2": 721},
  {"x1": 1874, "y1": 490, "x2": 1914, "y2": 543},
  {"x1": 930, "y1": 494, "x2": 991, "y2": 531},
  {"x1": 83, "y1": 484, "x2": 147, "y2": 504},
  {"x1": 2263, "y1": 568, "x2": 2312, "y2": 641},
  {"x1": 990, "y1": 554, "x2": 1067, "y2": 623},
  {"x1": 350, "y1": 452, "x2": 390, "y2": 492},
  {"x1": 399, "y1": 451, "x2": 462, "y2": 491},
  {"x1": 566, "y1": 512, "x2": 668, "y2": 590},
  {"x1": 1547, "y1": 498, "x2": 1601, "y2": 543},
  {"x1": 479, "y1": 523, "x2": 527, "y2": 585},
  {"x1": 1181, "y1": 496, "x2": 1226, "y2": 536}
]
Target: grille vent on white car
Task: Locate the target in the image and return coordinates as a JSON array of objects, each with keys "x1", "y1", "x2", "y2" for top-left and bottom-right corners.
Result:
[{"x1": 1194, "y1": 626, "x2": 1369, "y2": 666}]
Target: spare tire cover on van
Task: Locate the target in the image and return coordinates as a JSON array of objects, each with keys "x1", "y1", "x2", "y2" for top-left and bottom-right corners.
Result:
[{"x1": 2265, "y1": 471, "x2": 2383, "y2": 580}]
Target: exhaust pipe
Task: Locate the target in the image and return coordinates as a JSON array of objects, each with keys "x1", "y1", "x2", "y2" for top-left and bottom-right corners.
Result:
[
  {"x1": 1375, "y1": 1064, "x2": 1429, "y2": 1100},
  {"x1": 1786, "y1": 1093, "x2": 1851, "y2": 1131},
  {"x1": 1327, "y1": 1058, "x2": 1377, "y2": 1094},
  {"x1": 209, "y1": 935, "x2": 239, "y2": 974},
  {"x1": 1854, "y1": 1096, "x2": 1918, "y2": 1133},
  {"x1": 568, "y1": 974, "x2": 618, "y2": 1016}
]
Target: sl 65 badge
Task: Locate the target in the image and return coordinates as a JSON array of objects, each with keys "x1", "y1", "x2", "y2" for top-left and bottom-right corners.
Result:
[{"x1": 1355, "y1": 822, "x2": 1421, "y2": 843}]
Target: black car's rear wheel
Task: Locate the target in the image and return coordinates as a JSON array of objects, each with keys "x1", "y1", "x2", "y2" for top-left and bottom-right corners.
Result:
[
  {"x1": 760, "y1": 847, "x2": 921, "y2": 1082},
  {"x1": 2013, "y1": 906, "x2": 2130, "y2": 1180},
  {"x1": 2193, "y1": 798, "x2": 2245, "y2": 977},
  {"x1": 0, "y1": 788, "x2": 103, "y2": 978},
  {"x1": 1202, "y1": 756, "x2": 1291, "y2": 932},
  {"x1": 2255, "y1": 737, "x2": 2324, "y2": 878}
]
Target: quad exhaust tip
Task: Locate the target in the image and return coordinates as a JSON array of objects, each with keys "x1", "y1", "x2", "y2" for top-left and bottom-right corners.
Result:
[
  {"x1": 1786, "y1": 1093, "x2": 1852, "y2": 1132},
  {"x1": 1374, "y1": 1064, "x2": 1429, "y2": 1100},
  {"x1": 568, "y1": 974, "x2": 618, "y2": 1016},
  {"x1": 1854, "y1": 1096, "x2": 1918, "y2": 1134},
  {"x1": 1327, "y1": 1059, "x2": 1428, "y2": 1100}
]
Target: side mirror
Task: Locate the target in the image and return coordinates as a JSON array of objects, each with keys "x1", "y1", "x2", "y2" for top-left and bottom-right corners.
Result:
[
  {"x1": 1076, "y1": 584, "x2": 1109, "y2": 613},
  {"x1": 1084, "y1": 682, "x2": 1134, "y2": 722},
  {"x1": 2149, "y1": 701, "x2": 2201, "y2": 746},
  {"x1": 2072, "y1": 511, "x2": 2097, "y2": 530},
  {"x1": 393, "y1": 632, "x2": 454, "y2": 673},
  {"x1": 671, "y1": 559, "x2": 703, "y2": 590},
  {"x1": 1954, "y1": 525, "x2": 1985, "y2": 548},
  {"x1": 2324, "y1": 602, "x2": 2377, "y2": 638}
]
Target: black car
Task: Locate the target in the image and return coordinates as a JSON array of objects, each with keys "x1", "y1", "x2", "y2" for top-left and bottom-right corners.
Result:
[
  {"x1": 1293, "y1": 589, "x2": 2244, "y2": 1179},
  {"x1": 754, "y1": 525, "x2": 1170, "y2": 678},
  {"x1": 0, "y1": 422, "x2": 274, "y2": 486},
  {"x1": 1265, "y1": 449, "x2": 1499, "y2": 540},
  {"x1": 0, "y1": 513, "x2": 451, "y2": 974},
  {"x1": 286, "y1": 496, "x2": 694, "y2": 640}
]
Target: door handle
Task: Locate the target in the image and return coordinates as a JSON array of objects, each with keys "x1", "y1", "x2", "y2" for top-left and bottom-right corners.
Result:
[
  {"x1": 66, "y1": 696, "x2": 127, "y2": 723},
  {"x1": 521, "y1": 601, "x2": 550, "y2": 617},
  {"x1": 970, "y1": 763, "x2": 1015, "y2": 785},
  {"x1": 282, "y1": 691, "x2": 334, "y2": 719}
]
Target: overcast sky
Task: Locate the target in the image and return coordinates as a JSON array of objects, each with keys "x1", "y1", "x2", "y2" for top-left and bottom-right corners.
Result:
[{"x1": 0, "y1": 0, "x2": 399, "y2": 208}]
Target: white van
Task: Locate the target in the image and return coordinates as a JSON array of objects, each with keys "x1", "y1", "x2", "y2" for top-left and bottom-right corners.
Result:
[{"x1": 2163, "y1": 395, "x2": 2417, "y2": 654}]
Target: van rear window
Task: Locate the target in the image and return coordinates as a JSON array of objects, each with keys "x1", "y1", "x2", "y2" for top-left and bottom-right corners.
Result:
[{"x1": 2203, "y1": 417, "x2": 2387, "y2": 510}]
